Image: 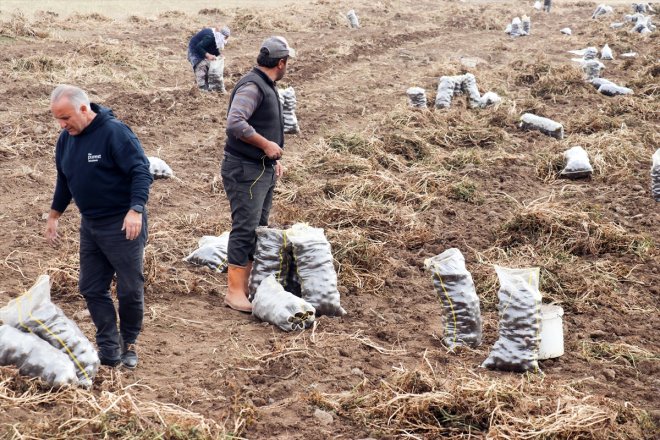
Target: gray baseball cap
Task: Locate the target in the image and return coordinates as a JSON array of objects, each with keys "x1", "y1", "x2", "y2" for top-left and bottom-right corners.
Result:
[{"x1": 260, "y1": 36, "x2": 296, "y2": 58}]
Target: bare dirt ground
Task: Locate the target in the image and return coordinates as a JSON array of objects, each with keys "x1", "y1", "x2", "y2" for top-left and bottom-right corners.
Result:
[{"x1": 0, "y1": 0, "x2": 658, "y2": 438}]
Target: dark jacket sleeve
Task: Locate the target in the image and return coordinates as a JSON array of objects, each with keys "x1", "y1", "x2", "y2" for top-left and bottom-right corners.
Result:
[
  {"x1": 194, "y1": 34, "x2": 216, "y2": 59},
  {"x1": 50, "y1": 135, "x2": 72, "y2": 213},
  {"x1": 110, "y1": 125, "x2": 153, "y2": 207}
]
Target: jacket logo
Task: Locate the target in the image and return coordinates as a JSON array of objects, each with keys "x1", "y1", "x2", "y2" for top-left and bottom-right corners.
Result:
[{"x1": 88, "y1": 153, "x2": 101, "y2": 163}]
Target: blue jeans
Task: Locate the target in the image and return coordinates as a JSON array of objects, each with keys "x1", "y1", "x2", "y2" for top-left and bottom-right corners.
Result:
[
  {"x1": 79, "y1": 212, "x2": 147, "y2": 361},
  {"x1": 221, "y1": 154, "x2": 276, "y2": 266}
]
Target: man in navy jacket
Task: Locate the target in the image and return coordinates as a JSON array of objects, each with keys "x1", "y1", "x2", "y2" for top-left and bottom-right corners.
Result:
[
  {"x1": 46, "y1": 84, "x2": 153, "y2": 370},
  {"x1": 188, "y1": 25, "x2": 230, "y2": 92}
]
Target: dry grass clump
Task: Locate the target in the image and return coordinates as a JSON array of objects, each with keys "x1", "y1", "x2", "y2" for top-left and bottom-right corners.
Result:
[
  {"x1": 0, "y1": 367, "x2": 228, "y2": 439},
  {"x1": 561, "y1": 130, "x2": 649, "y2": 178},
  {"x1": 230, "y1": 10, "x2": 303, "y2": 33},
  {"x1": 70, "y1": 12, "x2": 111, "y2": 22},
  {"x1": 470, "y1": 245, "x2": 632, "y2": 312},
  {"x1": 198, "y1": 8, "x2": 223, "y2": 16},
  {"x1": 306, "y1": 10, "x2": 347, "y2": 29},
  {"x1": 581, "y1": 341, "x2": 659, "y2": 368},
  {"x1": 442, "y1": 5, "x2": 506, "y2": 31},
  {"x1": 500, "y1": 200, "x2": 651, "y2": 257},
  {"x1": 326, "y1": 132, "x2": 378, "y2": 159},
  {"x1": 627, "y1": 57, "x2": 660, "y2": 97},
  {"x1": 530, "y1": 65, "x2": 592, "y2": 100},
  {"x1": 159, "y1": 10, "x2": 186, "y2": 18},
  {"x1": 448, "y1": 178, "x2": 481, "y2": 204},
  {"x1": 311, "y1": 366, "x2": 646, "y2": 438},
  {"x1": 76, "y1": 42, "x2": 136, "y2": 67},
  {"x1": 11, "y1": 55, "x2": 64, "y2": 72},
  {"x1": 379, "y1": 108, "x2": 510, "y2": 158},
  {"x1": 0, "y1": 12, "x2": 47, "y2": 38}
]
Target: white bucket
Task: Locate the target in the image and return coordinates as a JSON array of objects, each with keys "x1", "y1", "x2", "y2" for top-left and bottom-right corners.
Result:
[{"x1": 538, "y1": 304, "x2": 564, "y2": 360}]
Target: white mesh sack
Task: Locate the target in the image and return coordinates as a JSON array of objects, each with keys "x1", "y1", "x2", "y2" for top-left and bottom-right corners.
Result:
[
  {"x1": 519, "y1": 113, "x2": 564, "y2": 139},
  {"x1": 598, "y1": 83, "x2": 633, "y2": 96},
  {"x1": 435, "y1": 74, "x2": 499, "y2": 109},
  {"x1": 651, "y1": 149, "x2": 660, "y2": 202},
  {"x1": 561, "y1": 146, "x2": 593, "y2": 179},
  {"x1": 482, "y1": 266, "x2": 542, "y2": 373},
  {"x1": 510, "y1": 17, "x2": 523, "y2": 36},
  {"x1": 590, "y1": 78, "x2": 615, "y2": 90},
  {"x1": 0, "y1": 275, "x2": 99, "y2": 387},
  {"x1": 600, "y1": 44, "x2": 614, "y2": 60},
  {"x1": 582, "y1": 59, "x2": 605, "y2": 80},
  {"x1": 278, "y1": 87, "x2": 300, "y2": 134},
  {"x1": 522, "y1": 15, "x2": 531, "y2": 34},
  {"x1": 288, "y1": 223, "x2": 346, "y2": 317},
  {"x1": 252, "y1": 275, "x2": 316, "y2": 332},
  {"x1": 183, "y1": 232, "x2": 230, "y2": 273},
  {"x1": 0, "y1": 325, "x2": 78, "y2": 387},
  {"x1": 435, "y1": 76, "x2": 457, "y2": 109},
  {"x1": 406, "y1": 87, "x2": 427, "y2": 108},
  {"x1": 462, "y1": 73, "x2": 483, "y2": 108},
  {"x1": 478, "y1": 91, "x2": 502, "y2": 108},
  {"x1": 534, "y1": 1, "x2": 542, "y2": 12},
  {"x1": 148, "y1": 156, "x2": 174, "y2": 179},
  {"x1": 248, "y1": 227, "x2": 292, "y2": 302},
  {"x1": 347, "y1": 10, "x2": 360, "y2": 28},
  {"x1": 560, "y1": 28, "x2": 572, "y2": 35},
  {"x1": 592, "y1": 5, "x2": 613, "y2": 19},
  {"x1": 208, "y1": 57, "x2": 225, "y2": 92},
  {"x1": 424, "y1": 248, "x2": 482, "y2": 349}
]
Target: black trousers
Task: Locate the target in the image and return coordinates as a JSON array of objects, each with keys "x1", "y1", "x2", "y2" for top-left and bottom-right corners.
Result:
[
  {"x1": 79, "y1": 212, "x2": 147, "y2": 362},
  {"x1": 221, "y1": 154, "x2": 276, "y2": 266}
]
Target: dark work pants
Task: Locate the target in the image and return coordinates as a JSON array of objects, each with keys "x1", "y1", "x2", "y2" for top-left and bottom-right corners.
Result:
[
  {"x1": 221, "y1": 154, "x2": 276, "y2": 266},
  {"x1": 79, "y1": 212, "x2": 147, "y2": 361}
]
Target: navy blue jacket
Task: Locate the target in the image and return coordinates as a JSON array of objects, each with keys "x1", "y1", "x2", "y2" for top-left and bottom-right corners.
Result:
[
  {"x1": 187, "y1": 28, "x2": 220, "y2": 68},
  {"x1": 51, "y1": 103, "x2": 153, "y2": 218}
]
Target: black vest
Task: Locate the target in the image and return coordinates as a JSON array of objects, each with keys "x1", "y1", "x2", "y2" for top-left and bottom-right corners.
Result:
[{"x1": 225, "y1": 68, "x2": 284, "y2": 164}]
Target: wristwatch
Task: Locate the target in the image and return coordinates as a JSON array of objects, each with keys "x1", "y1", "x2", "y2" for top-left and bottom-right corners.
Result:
[{"x1": 130, "y1": 204, "x2": 144, "y2": 214}]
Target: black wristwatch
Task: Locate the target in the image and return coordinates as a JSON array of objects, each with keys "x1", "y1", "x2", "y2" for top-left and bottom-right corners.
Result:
[{"x1": 130, "y1": 204, "x2": 144, "y2": 214}]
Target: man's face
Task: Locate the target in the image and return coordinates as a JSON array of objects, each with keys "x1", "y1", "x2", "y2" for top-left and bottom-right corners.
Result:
[
  {"x1": 51, "y1": 99, "x2": 89, "y2": 136},
  {"x1": 275, "y1": 57, "x2": 288, "y2": 81}
]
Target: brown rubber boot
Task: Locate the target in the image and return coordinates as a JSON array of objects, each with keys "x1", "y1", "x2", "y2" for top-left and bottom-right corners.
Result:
[{"x1": 224, "y1": 264, "x2": 253, "y2": 312}]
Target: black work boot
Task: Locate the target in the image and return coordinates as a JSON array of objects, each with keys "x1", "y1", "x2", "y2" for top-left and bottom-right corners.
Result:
[
  {"x1": 121, "y1": 340, "x2": 139, "y2": 370},
  {"x1": 99, "y1": 355, "x2": 121, "y2": 368}
]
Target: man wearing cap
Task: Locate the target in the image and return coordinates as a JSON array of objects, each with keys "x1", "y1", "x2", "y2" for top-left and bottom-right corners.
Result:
[
  {"x1": 187, "y1": 24, "x2": 231, "y2": 92},
  {"x1": 221, "y1": 36, "x2": 295, "y2": 312}
]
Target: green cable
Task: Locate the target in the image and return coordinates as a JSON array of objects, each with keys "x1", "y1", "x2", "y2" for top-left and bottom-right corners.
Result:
[{"x1": 248, "y1": 156, "x2": 267, "y2": 200}]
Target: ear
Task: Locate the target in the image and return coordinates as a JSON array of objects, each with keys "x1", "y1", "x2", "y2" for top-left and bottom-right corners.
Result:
[{"x1": 79, "y1": 104, "x2": 88, "y2": 113}]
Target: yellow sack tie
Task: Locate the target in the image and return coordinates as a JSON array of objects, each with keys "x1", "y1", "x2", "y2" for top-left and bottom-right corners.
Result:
[
  {"x1": 17, "y1": 289, "x2": 92, "y2": 384},
  {"x1": 433, "y1": 272, "x2": 458, "y2": 348}
]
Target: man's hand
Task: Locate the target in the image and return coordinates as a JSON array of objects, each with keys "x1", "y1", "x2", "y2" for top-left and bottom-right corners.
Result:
[
  {"x1": 205, "y1": 53, "x2": 217, "y2": 61},
  {"x1": 122, "y1": 210, "x2": 143, "y2": 240},
  {"x1": 264, "y1": 141, "x2": 283, "y2": 160},
  {"x1": 275, "y1": 161, "x2": 286, "y2": 178},
  {"x1": 45, "y1": 215, "x2": 60, "y2": 246}
]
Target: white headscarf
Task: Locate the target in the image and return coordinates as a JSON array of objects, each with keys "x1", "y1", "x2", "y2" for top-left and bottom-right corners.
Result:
[{"x1": 212, "y1": 26, "x2": 230, "y2": 51}]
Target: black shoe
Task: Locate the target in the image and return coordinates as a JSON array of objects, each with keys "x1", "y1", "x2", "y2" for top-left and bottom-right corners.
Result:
[
  {"x1": 99, "y1": 356, "x2": 121, "y2": 368},
  {"x1": 121, "y1": 342, "x2": 138, "y2": 370}
]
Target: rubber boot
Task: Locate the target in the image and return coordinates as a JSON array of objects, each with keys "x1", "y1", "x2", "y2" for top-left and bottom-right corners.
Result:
[{"x1": 225, "y1": 264, "x2": 253, "y2": 312}]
